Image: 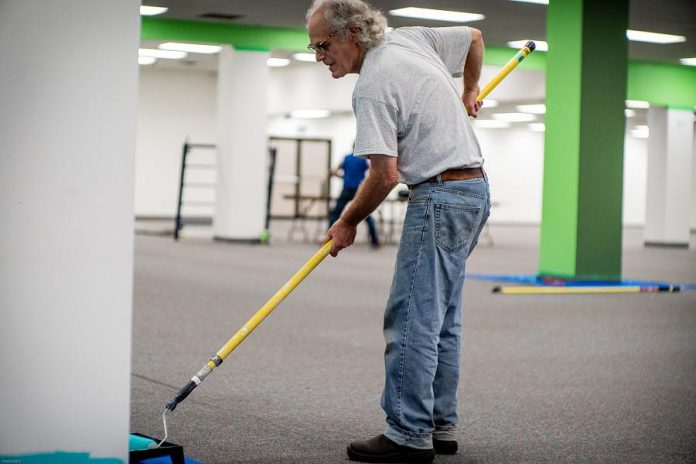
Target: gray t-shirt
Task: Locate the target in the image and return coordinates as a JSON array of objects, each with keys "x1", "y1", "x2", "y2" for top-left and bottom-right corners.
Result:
[{"x1": 352, "y1": 26, "x2": 483, "y2": 185}]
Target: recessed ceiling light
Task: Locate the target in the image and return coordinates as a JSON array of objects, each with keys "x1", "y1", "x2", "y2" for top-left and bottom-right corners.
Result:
[
  {"x1": 291, "y1": 109, "x2": 330, "y2": 119},
  {"x1": 159, "y1": 43, "x2": 222, "y2": 54},
  {"x1": 267, "y1": 58, "x2": 290, "y2": 67},
  {"x1": 389, "y1": 7, "x2": 484, "y2": 23},
  {"x1": 680, "y1": 57, "x2": 696, "y2": 66},
  {"x1": 474, "y1": 120, "x2": 511, "y2": 129},
  {"x1": 138, "y1": 56, "x2": 157, "y2": 65},
  {"x1": 492, "y1": 112, "x2": 537, "y2": 122},
  {"x1": 626, "y1": 30, "x2": 685, "y2": 44},
  {"x1": 625, "y1": 100, "x2": 650, "y2": 109},
  {"x1": 509, "y1": 0, "x2": 548, "y2": 4},
  {"x1": 293, "y1": 53, "x2": 317, "y2": 62},
  {"x1": 140, "y1": 5, "x2": 168, "y2": 16},
  {"x1": 508, "y1": 40, "x2": 547, "y2": 51},
  {"x1": 138, "y1": 48, "x2": 187, "y2": 59},
  {"x1": 517, "y1": 104, "x2": 546, "y2": 114},
  {"x1": 529, "y1": 123, "x2": 546, "y2": 132}
]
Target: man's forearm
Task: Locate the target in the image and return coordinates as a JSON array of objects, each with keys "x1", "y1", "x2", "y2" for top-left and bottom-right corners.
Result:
[
  {"x1": 341, "y1": 167, "x2": 397, "y2": 227},
  {"x1": 463, "y1": 28, "x2": 484, "y2": 91}
]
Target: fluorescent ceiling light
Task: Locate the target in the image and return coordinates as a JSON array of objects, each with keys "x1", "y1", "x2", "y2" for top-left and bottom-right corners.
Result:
[
  {"x1": 625, "y1": 100, "x2": 649, "y2": 109},
  {"x1": 267, "y1": 58, "x2": 290, "y2": 67},
  {"x1": 159, "y1": 43, "x2": 222, "y2": 54},
  {"x1": 626, "y1": 30, "x2": 685, "y2": 44},
  {"x1": 475, "y1": 120, "x2": 511, "y2": 129},
  {"x1": 293, "y1": 53, "x2": 317, "y2": 62},
  {"x1": 138, "y1": 56, "x2": 157, "y2": 65},
  {"x1": 508, "y1": 40, "x2": 548, "y2": 51},
  {"x1": 389, "y1": 7, "x2": 484, "y2": 23},
  {"x1": 509, "y1": 0, "x2": 548, "y2": 4},
  {"x1": 529, "y1": 123, "x2": 546, "y2": 132},
  {"x1": 624, "y1": 109, "x2": 636, "y2": 118},
  {"x1": 680, "y1": 57, "x2": 696, "y2": 66},
  {"x1": 291, "y1": 109, "x2": 330, "y2": 119},
  {"x1": 480, "y1": 99, "x2": 498, "y2": 108},
  {"x1": 517, "y1": 104, "x2": 546, "y2": 114},
  {"x1": 492, "y1": 112, "x2": 537, "y2": 122},
  {"x1": 140, "y1": 5, "x2": 168, "y2": 16},
  {"x1": 138, "y1": 48, "x2": 187, "y2": 59}
]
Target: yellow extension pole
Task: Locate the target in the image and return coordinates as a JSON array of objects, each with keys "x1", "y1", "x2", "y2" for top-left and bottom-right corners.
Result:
[
  {"x1": 493, "y1": 285, "x2": 679, "y2": 295},
  {"x1": 216, "y1": 241, "x2": 333, "y2": 360},
  {"x1": 164, "y1": 241, "x2": 333, "y2": 413},
  {"x1": 478, "y1": 41, "x2": 536, "y2": 102}
]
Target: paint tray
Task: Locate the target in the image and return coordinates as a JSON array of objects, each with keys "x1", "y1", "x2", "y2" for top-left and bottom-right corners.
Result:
[{"x1": 129, "y1": 432, "x2": 185, "y2": 464}]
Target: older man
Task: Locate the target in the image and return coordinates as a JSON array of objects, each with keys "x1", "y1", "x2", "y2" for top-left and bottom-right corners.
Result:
[{"x1": 306, "y1": 0, "x2": 490, "y2": 462}]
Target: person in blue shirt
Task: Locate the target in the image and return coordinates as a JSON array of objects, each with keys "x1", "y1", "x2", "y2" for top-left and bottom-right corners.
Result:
[{"x1": 329, "y1": 153, "x2": 380, "y2": 247}]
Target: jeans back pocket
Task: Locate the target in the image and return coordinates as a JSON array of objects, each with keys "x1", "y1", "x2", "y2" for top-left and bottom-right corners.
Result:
[{"x1": 434, "y1": 203, "x2": 482, "y2": 253}]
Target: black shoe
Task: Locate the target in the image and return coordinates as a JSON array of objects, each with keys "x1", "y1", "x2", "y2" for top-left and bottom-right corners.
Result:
[
  {"x1": 347, "y1": 434, "x2": 435, "y2": 463},
  {"x1": 433, "y1": 438, "x2": 458, "y2": 455}
]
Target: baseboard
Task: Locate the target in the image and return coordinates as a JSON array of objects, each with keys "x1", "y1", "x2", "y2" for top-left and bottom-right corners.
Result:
[
  {"x1": 214, "y1": 236, "x2": 263, "y2": 244},
  {"x1": 644, "y1": 241, "x2": 689, "y2": 249}
]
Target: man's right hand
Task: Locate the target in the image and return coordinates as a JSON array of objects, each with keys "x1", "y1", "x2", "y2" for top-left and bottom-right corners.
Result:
[{"x1": 322, "y1": 218, "x2": 357, "y2": 257}]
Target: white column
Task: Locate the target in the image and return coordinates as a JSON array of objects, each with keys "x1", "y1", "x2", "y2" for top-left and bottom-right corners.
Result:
[
  {"x1": 644, "y1": 107, "x2": 694, "y2": 247},
  {"x1": 0, "y1": 1, "x2": 139, "y2": 462},
  {"x1": 214, "y1": 47, "x2": 270, "y2": 241}
]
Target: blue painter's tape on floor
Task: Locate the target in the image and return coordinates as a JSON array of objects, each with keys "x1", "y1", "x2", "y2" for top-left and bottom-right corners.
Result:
[
  {"x1": 0, "y1": 453, "x2": 123, "y2": 464},
  {"x1": 466, "y1": 273, "x2": 695, "y2": 289}
]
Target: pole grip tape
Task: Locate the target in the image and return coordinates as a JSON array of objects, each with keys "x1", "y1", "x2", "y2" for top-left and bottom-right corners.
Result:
[{"x1": 165, "y1": 380, "x2": 198, "y2": 412}]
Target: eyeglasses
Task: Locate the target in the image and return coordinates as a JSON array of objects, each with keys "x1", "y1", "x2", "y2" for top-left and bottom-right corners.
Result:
[{"x1": 307, "y1": 31, "x2": 337, "y2": 53}]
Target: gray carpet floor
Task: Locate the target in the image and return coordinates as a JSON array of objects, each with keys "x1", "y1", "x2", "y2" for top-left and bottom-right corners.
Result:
[{"x1": 131, "y1": 225, "x2": 696, "y2": 463}]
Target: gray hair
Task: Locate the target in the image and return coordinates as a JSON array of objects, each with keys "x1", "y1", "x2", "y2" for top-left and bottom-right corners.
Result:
[{"x1": 306, "y1": 0, "x2": 388, "y2": 50}]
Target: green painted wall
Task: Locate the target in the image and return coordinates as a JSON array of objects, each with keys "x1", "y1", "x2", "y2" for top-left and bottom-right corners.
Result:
[
  {"x1": 574, "y1": 0, "x2": 628, "y2": 281},
  {"x1": 628, "y1": 61, "x2": 696, "y2": 107},
  {"x1": 538, "y1": 0, "x2": 583, "y2": 280},
  {"x1": 141, "y1": 17, "x2": 308, "y2": 51}
]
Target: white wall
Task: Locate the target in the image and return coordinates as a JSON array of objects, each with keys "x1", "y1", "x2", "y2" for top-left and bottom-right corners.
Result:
[
  {"x1": 0, "y1": 1, "x2": 139, "y2": 462},
  {"x1": 623, "y1": 131, "x2": 648, "y2": 226},
  {"x1": 269, "y1": 62, "x2": 358, "y2": 114},
  {"x1": 135, "y1": 62, "x2": 656, "y2": 227},
  {"x1": 136, "y1": 68, "x2": 217, "y2": 216},
  {"x1": 477, "y1": 127, "x2": 545, "y2": 224}
]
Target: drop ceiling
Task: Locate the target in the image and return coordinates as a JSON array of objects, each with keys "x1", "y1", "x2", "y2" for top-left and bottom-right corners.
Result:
[{"x1": 140, "y1": 0, "x2": 696, "y2": 65}]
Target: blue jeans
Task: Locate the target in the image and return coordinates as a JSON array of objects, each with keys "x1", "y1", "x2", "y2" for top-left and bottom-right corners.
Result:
[{"x1": 381, "y1": 175, "x2": 490, "y2": 449}]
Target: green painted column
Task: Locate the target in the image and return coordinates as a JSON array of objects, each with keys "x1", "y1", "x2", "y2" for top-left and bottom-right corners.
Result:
[{"x1": 539, "y1": 0, "x2": 629, "y2": 281}]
